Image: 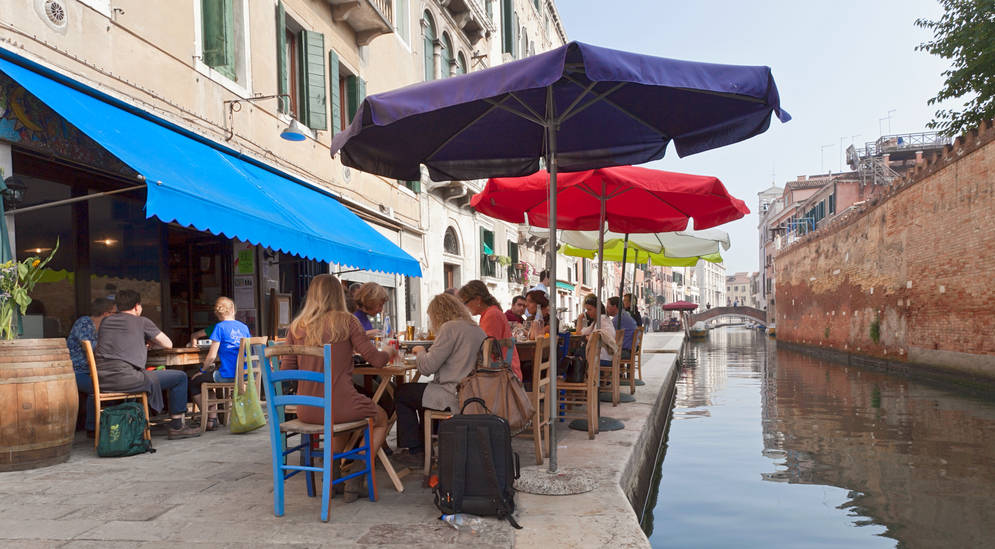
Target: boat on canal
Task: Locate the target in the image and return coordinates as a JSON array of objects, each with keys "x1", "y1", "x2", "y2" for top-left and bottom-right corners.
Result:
[{"x1": 690, "y1": 321, "x2": 708, "y2": 339}]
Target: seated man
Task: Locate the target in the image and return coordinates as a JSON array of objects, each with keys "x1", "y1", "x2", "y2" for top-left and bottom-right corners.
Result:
[
  {"x1": 94, "y1": 289, "x2": 200, "y2": 439},
  {"x1": 66, "y1": 297, "x2": 116, "y2": 436},
  {"x1": 607, "y1": 296, "x2": 637, "y2": 360},
  {"x1": 505, "y1": 294, "x2": 526, "y2": 323}
]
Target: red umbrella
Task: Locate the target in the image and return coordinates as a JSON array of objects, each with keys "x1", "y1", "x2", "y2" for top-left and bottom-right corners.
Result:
[
  {"x1": 663, "y1": 300, "x2": 700, "y2": 311},
  {"x1": 470, "y1": 165, "x2": 749, "y2": 233}
]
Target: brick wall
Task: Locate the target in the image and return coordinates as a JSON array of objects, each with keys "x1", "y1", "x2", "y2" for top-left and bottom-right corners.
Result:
[{"x1": 775, "y1": 121, "x2": 995, "y2": 380}]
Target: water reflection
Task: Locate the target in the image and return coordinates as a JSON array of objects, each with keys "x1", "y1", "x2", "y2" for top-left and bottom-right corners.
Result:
[{"x1": 646, "y1": 327, "x2": 995, "y2": 549}]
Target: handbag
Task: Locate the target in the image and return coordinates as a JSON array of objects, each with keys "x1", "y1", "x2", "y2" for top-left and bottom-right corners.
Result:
[
  {"x1": 458, "y1": 338, "x2": 535, "y2": 436},
  {"x1": 229, "y1": 354, "x2": 266, "y2": 434},
  {"x1": 559, "y1": 339, "x2": 588, "y2": 383}
]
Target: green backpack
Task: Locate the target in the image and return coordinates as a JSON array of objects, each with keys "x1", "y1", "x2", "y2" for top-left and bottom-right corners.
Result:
[{"x1": 97, "y1": 402, "x2": 155, "y2": 457}]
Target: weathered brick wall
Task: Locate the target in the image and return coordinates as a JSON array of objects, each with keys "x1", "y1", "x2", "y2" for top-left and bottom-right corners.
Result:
[{"x1": 775, "y1": 121, "x2": 995, "y2": 380}]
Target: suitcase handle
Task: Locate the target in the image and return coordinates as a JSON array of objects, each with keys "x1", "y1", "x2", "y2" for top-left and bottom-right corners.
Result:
[{"x1": 460, "y1": 397, "x2": 491, "y2": 415}]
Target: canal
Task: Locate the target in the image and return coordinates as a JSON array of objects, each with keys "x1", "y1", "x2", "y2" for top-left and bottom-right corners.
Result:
[{"x1": 642, "y1": 326, "x2": 995, "y2": 549}]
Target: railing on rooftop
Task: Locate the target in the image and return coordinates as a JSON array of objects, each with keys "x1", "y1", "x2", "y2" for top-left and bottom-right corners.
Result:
[{"x1": 857, "y1": 131, "x2": 952, "y2": 159}]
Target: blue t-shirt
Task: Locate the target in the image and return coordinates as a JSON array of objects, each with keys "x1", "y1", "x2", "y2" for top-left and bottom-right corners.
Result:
[
  {"x1": 614, "y1": 310, "x2": 637, "y2": 351},
  {"x1": 66, "y1": 316, "x2": 97, "y2": 374},
  {"x1": 210, "y1": 320, "x2": 251, "y2": 379}
]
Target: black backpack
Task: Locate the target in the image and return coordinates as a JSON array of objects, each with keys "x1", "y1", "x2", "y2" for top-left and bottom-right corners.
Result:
[
  {"x1": 434, "y1": 398, "x2": 522, "y2": 529},
  {"x1": 97, "y1": 402, "x2": 155, "y2": 457}
]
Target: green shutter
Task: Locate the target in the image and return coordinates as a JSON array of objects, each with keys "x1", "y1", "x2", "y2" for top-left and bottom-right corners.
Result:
[
  {"x1": 501, "y1": 0, "x2": 512, "y2": 54},
  {"x1": 275, "y1": 2, "x2": 288, "y2": 113},
  {"x1": 480, "y1": 226, "x2": 487, "y2": 275},
  {"x1": 329, "y1": 50, "x2": 340, "y2": 135},
  {"x1": 511, "y1": 11, "x2": 519, "y2": 58},
  {"x1": 402, "y1": 180, "x2": 420, "y2": 193},
  {"x1": 423, "y1": 23, "x2": 435, "y2": 81},
  {"x1": 300, "y1": 30, "x2": 326, "y2": 130},
  {"x1": 346, "y1": 75, "x2": 359, "y2": 122},
  {"x1": 202, "y1": 0, "x2": 236, "y2": 80}
]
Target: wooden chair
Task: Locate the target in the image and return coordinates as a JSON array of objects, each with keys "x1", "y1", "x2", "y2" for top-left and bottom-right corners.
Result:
[
  {"x1": 519, "y1": 335, "x2": 551, "y2": 464},
  {"x1": 598, "y1": 332, "x2": 624, "y2": 406},
  {"x1": 198, "y1": 336, "x2": 268, "y2": 432},
  {"x1": 557, "y1": 332, "x2": 600, "y2": 439},
  {"x1": 619, "y1": 330, "x2": 639, "y2": 395},
  {"x1": 83, "y1": 340, "x2": 151, "y2": 450},
  {"x1": 423, "y1": 409, "x2": 454, "y2": 476},
  {"x1": 258, "y1": 343, "x2": 376, "y2": 522}
]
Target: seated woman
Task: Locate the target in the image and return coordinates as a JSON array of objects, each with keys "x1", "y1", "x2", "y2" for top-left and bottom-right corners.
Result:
[
  {"x1": 525, "y1": 288, "x2": 552, "y2": 340},
  {"x1": 189, "y1": 297, "x2": 250, "y2": 431},
  {"x1": 353, "y1": 282, "x2": 388, "y2": 339},
  {"x1": 458, "y1": 280, "x2": 522, "y2": 381},
  {"x1": 280, "y1": 274, "x2": 397, "y2": 502},
  {"x1": 392, "y1": 293, "x2": 486, "y2": 466},
  {"x1": 578, "y1": 294, "x2": 617, "y2": 366}
]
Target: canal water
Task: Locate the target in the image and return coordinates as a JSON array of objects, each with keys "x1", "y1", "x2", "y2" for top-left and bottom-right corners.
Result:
[{"x1": 642, "y1": 326, "x2": 995, "y2": 549}]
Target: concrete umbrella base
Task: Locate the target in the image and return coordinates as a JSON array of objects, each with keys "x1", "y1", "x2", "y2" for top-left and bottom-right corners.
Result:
[{"x1": 515, "y1": 465, "x2": 599, "y2": 495}]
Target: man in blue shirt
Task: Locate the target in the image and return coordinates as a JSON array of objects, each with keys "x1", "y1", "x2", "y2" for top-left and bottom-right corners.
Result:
[
  {"x1": 66, "y1": 298, "x2": 116, "y2": 435},
  {"x1": 607, "y1": 296, "x2": 637, "y2": 360}
]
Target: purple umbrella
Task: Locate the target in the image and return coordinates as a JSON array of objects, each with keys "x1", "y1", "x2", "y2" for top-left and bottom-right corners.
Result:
[{"x1": 331, "y1": 41, "x2": 789, "y2": 471}]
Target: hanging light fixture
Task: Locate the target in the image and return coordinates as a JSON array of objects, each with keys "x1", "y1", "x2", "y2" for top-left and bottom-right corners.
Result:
[{"x1": 279, "y1": 119, "x2": 308, "y2": 142}]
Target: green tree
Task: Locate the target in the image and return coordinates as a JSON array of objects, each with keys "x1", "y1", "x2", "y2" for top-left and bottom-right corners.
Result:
[{"x1": 915, "y1": 0, "x2": 995, "y2": 136}]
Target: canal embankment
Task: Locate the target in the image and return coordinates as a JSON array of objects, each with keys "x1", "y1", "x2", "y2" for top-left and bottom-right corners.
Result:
[{"x1": 513, "y1": 332, "x2": 684, "y2": 548}]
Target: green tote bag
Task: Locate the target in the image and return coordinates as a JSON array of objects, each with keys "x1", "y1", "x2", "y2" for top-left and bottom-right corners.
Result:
[{"x1": 229, "y1": 352, "x2": 266, "y2": 434}]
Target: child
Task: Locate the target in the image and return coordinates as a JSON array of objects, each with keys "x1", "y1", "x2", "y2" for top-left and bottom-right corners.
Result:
[{"x1": 190, "y1": 297, "x2": 251, "y2": 430}]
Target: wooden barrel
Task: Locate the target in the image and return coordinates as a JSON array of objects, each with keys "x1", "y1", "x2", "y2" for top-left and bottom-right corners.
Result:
[{"x1": 0, "y1": 338, "x2": 79, "y2": 471}]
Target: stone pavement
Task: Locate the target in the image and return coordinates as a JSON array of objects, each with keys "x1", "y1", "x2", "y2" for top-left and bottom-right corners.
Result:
[{"x1": 0, "y1": 333, "x2": 683, "y2": 548}]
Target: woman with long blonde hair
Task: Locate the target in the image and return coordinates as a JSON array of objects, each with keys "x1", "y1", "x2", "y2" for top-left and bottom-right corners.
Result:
[
  {"x1": 392, "y1": 293, "x2": 486, "y2": 467},
  {"x1": 280, "y1": 274, "x2": 397, "y2": 502}
]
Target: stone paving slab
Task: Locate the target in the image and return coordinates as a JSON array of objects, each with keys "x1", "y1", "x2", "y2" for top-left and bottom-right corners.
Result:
[{"x1": 0, "y1": 333, "x2": 684, "y2": 548}]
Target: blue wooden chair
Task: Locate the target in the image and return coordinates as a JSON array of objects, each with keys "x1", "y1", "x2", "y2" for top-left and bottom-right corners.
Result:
[{"x1": 256, "y1": 343, "x2": 376, "y2": 522}]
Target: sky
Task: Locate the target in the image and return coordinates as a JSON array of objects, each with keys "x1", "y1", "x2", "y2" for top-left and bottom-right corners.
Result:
[{"x1": 556, "y1": 0, "x2": 957, "y2": 275}]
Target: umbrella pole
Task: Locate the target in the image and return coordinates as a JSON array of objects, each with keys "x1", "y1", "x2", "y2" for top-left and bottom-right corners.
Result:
[
  {"x1": 595, "y1": 191, "x2": 605, "y2": 330},
  {"x1": 616, "y1": 234, "x2": 629, "y2": 330},
  {"x1": 546, "y1": 88, "x2": 560, "y2": 473}
]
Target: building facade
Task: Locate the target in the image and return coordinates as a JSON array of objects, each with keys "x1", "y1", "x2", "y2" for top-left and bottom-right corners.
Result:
[{"x1": 1, "y1": 0, "x2": 567, "y2": 340}]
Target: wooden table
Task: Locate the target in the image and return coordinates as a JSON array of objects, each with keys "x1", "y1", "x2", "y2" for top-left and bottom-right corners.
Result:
[
  {"x1": 147, "y1": 347, "x2": 209, "y2": 371},
  {"x1": 354, "y1": 358, "x2": 420, "y2": 493}
]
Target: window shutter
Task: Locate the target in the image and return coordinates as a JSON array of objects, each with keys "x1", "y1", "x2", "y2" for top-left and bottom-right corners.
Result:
[
  {"x1": 423, "y1": 23, "x2": 435, "y2": 81},
  {"x1": 275, "y1": 2, "x2": 288, "y2": 113},
  {"x1": 329, "y1": 50, "x2": 340, "y2": 135},
  {"x1": 480, "y1": 226, "x2": 487, "y2": 275},
  {"x1": 202, "y1": 0, "x2": 236, "y2": 80},
  {"x1": 501, "y1": 0, "x2": 513, "y2": 54},
  {"x1": 346, "y1": 75, "x2": 359, "y2": 122},
  {"x1": 300, "y1": 30, "x2": 326, "y2": 130},
  {"x1": 358, "y1": 77, "x2": 367, "y2": 113},
  {"x1": 511, "y1": 11, "x2": 519, "y2": 58},
  {"x1": 403, "y1": 180, "x2": 421, "y2": 193}
]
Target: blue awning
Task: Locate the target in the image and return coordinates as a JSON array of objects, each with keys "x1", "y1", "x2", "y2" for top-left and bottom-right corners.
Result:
[{"x1": 0, "y1": 56, "x2": 421, "y2": 277}]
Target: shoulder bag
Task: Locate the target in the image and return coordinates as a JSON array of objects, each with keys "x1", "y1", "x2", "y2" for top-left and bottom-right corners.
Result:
[{"x1": 458, "y1": 338, "x2": 534, "y2": 436}]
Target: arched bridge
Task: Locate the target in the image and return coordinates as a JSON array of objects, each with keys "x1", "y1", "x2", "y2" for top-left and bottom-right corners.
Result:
[{"x1": 692, "y1": 306, "x2": 766, "y2": 324}]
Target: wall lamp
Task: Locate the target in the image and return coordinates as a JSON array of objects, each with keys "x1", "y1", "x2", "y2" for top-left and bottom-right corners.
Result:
[{"x1": 223, "y1": 94, "x2": 308, "y2": 142}]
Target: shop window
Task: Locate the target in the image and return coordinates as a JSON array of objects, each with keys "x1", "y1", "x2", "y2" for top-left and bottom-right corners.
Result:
[
  {"x1": 197, "y1": 0, "x2": 249, "y2": 91},
  {"x1": 480, "y1": 227, "x2": 496, "y2": 278},
  {"x1": 276, "y1": 2, "x2": 326, "y2": 130}
]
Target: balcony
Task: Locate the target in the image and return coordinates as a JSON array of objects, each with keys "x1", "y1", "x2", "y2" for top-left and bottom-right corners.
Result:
[
  {"x1": 440, "y1": 0, "x2": 494, "y2": 44},
  {"x1": 324, "y1": 0, "x2": 394, "y2": 46}
]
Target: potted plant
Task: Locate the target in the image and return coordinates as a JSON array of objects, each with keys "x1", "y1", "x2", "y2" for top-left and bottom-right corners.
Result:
[
  {"x1": 0, "y1": 240, "x2": 76, "y2": 472},
  {"x1": 1, "y1": 240, "x2": 59, "y2": 339}
]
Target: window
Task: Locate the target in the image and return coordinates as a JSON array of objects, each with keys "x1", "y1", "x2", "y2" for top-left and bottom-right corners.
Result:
[
  {"x1": 456, "y1": 52, "x2": 468, "y2": 75},
  {"x1": 400, "y1": 180, "x2": 421, "y2": 193},
  {"x1": 444, "y1": 227, "x2": 460, "y2": 255},
  {"x1": 202, "y1": 0, "x2": 236, "y2": 80},
  {"x1": 507, "y1": 240, "x2": 519, "y2": 281},
  {"x1": 501, "y1": 1, "x2": 516, "y2": 57},
  {"x1": 533, "y1": 0, "x2": 541, "y2": 11},
  {"x1": 276, "y1": 3, "x2": 326, "y2": 130},
  {"x1": 521, "y1": 32, "x2": 528, "y2": 59},
  {"x1": 440, "y1": 33, "x2": 453, "y2": 78},
  {"x1": 197, "y1": 0, "x2": 249, "y2": 92},
  {"x1": 486, "y1": 0, "x2": 493, "y2": 21},
  {"x1": 829, "y1": 193, "x2": 836, "y2": 214},
  {"x1": 480, "y1": 227, "x2": 496, "y2": 277},
  {"x1": 395, "y1": 0, "x2": 410, "y2": 43},
  {"x1": 423, "y1": 11, "x2": 436, "y2": 81}
]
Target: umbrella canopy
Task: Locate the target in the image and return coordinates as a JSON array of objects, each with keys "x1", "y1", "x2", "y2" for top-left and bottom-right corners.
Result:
[
  {"x1": 562, "y1": 243, "x2": 722, "y2": 267},
  {"x1": 551, "y1": 227, "x2": 731, "y2": 259},
  {"x1": 330, "y1": 41, "x2": 789, "y2": 181},
  {"x1": 663, "y1": 300, "x2": 700, "y2": 311},
  {"x1": 472, "y1": 166, "x2": 749, "y2": 232},
  {"x1": 329, "y1": 40, "x2": 788, "y2": 473}
]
